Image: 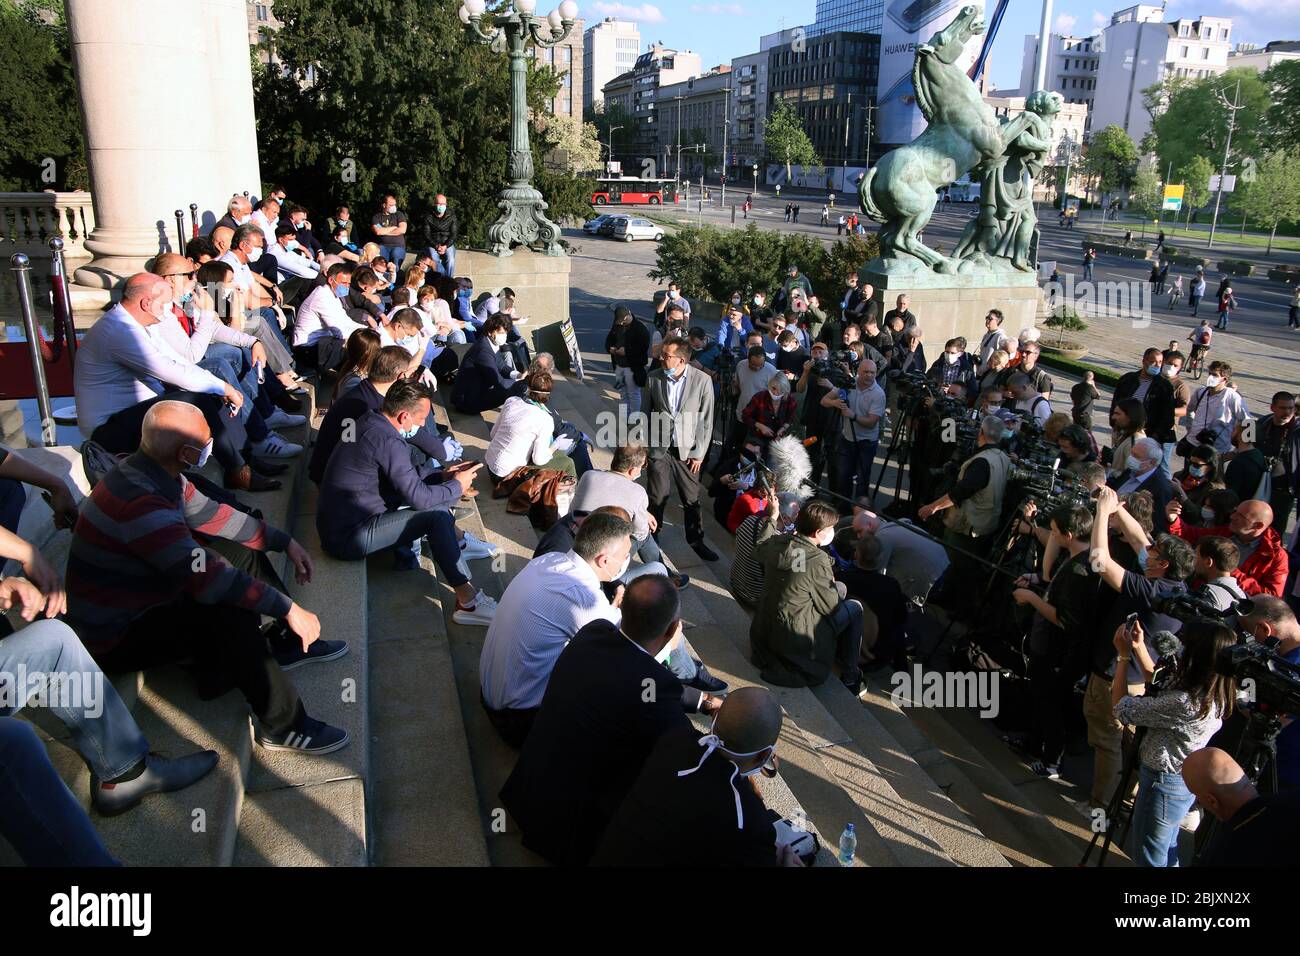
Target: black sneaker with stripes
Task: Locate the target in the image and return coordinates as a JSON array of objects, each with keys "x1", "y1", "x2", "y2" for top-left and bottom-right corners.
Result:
[{"x1": 257, "y1": 715, "x2": 350, "y2": 755}]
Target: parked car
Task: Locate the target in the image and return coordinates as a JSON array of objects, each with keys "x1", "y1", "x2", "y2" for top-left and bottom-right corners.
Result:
[
  {"x1": 597, "y1": 214, "x2": 628, "y2": 237},
  {"x1": 612, "y1": 217, "x2": 664, "y2": 242},
  {"x1": 583, "y1": 214, "x2": 615, "y2": 235}
]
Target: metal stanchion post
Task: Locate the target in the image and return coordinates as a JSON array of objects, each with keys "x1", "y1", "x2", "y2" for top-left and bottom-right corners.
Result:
[
  {"x1": 189, "y1": 203, "x2": 199, "y2": 238},
  {"x1": 10, "y1": 254, "x2": 56, "y2": 446},
  {"x1": 174, "y1": 210, "x2": 186, "y2": 252},
  {"x1": 48, "y1": 238, "x2": 77, "y2": 360}
]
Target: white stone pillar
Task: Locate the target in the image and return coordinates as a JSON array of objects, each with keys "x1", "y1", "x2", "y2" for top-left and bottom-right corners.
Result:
[
  {"x1": 67, "y1": 0, "x2": 220, "y2": 290},
  {"x1": 201, "y1": 0, "x2": 263, "y2": 215}
]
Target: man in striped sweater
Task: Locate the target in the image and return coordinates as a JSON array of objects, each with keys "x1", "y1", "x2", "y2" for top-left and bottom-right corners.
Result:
[{"x1": 65, "y1": 401, "x2": 349, "y2": 755}]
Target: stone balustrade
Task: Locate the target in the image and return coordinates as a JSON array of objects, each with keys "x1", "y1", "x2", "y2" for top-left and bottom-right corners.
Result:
[{"x1": 0, "y1": 192, "x2": 95, "y2": 260}]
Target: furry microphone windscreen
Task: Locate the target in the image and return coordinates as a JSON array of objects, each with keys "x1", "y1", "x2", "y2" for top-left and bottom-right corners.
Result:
[
  {"x1": 1152, "y1": 630, "x2": 1182, "y2": 660},
  {"x1": 768, "y1": 435, "x2": 813, "y2": 498}
]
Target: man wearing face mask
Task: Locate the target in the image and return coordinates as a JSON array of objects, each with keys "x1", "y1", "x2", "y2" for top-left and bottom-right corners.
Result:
[
  {"x1": 1112, "y1": 347, "x2": 1178, "y2": 473},
  {"x1": 1235, "y1": 597, "x2": 1300, "y2": 790},
  {"x1": 500, "y1": 574, "x2": 721, "y2": 866},
  {"x1": 291, "y1": 262, "x2": 372, "y2": 373},
  {"x1": 796, "y1": 341, "x2": 836, "y2": 485},
  {"x1": 1167, "y1": 497, "x2": 1288, "y2": 596},
  {"x1": 66, "y1": 401, "x2": 351, "y2": 756},
  {"x1": 1255, "y1": 391, "x2": 1300, "y2": 533},
  {"x1": 268, "y1": 223, "x2": 321, "y2": 287},
  {"x1": 750, "y1": 499, "x2": 865, "y2": 692},
  {"x1": 1186, "y1": 361, "x2": 1249, "y2": 456},
  {"x1": 422, "y1": 193, "x2": 458, "y2": 276},
  {"x1": 821, "y1": 359, "x2": 885, "y2": 506},
  {"x1": 250, "y1": 197, "x2": 282, "y2": 250},
  {"x1": 606, "y1": 305, "x2": 651, "y2": 413},
  {"x1": 216, "y1": 194, "x2": 253, "y2": 231},
  {"x1": 371, "y1": 193, "x2": 408, "y2": 268},
  {"x1": 716, "y1": 302, "x2": 754, "y2": 352},
  {"x1": 594, "y1": 686, "x2": 803, "y2": 867},
  {"x1": 1108, "y1": 436, "x2": 1173, "y2": 533},
  {"x1": 451, "y1": 313, "x2": 529, "y2": 414},
  {"x1": 654, "y1": 280, "x2": 692, "y2": 327},
  {"x1": 219, "y1": 224, "x2": 288, "y2": 360},
  {"x1": 927, "y1": 337, "x2": 975, "y2": 393}
]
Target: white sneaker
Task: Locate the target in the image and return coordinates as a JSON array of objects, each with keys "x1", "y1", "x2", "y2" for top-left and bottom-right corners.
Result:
[
  {"x1": 455, "y1": 555, "x2": 470, "y2": 581},
  {"x1": 251, "y1": 433, "x2": 303, "y2": 459},
  {"x1": 460, "y1": 531, "x2": 497, "y2": 559},
  {"x1": 265, "y1": 408, "x2": 308, "y2": 429},
  {"x1": 452, "y1": 591, "x2": 497, "y2": 626}
]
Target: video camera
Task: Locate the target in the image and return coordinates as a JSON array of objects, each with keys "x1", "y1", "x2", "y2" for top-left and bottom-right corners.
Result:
[
  {"x1": 810, "y1": 356, "x2": 856, "y2": 391},
  {"x1": 1216, "y1": 638, "x2": 1300, "y2": 718},
  {"x1": 1009, "y1": 460, "x2": 1093, "y2": 510}
]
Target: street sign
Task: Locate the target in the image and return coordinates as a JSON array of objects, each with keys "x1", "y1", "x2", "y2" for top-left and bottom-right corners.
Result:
[
  {"x1": 1209, "y1": 174, "x2": 1237, "y2": 193},
  {"x1": 1163, "y1": 184, "x2": 1184, "y2": 212}
]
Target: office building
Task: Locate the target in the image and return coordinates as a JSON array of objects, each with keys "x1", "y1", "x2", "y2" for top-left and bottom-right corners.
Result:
[
  {"x1": 767, "y1": 31, "x2": 880, "y2": 166},
  {"x1": 583, "y1": 17, "x2": 640, "y2": 112}
]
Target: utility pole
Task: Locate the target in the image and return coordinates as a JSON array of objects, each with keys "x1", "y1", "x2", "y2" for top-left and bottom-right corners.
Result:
[
  {"x1": 862, "y1": 101, "x2": 876, "y2": 171},
  {"x1": 1035, "y1": 0, "x2": 1054, "y2": 91},
  {"x1": 842, "y1": 92, "x2": 853, "y2": 185},
  {"x1": 1208, "y1": 76, "x2": 1243, "y2": 250},
  {"x1": 675, "y1": 95, "x2": 683, "y2": 184},
  {"x1": 607, "y1": 124, "x2": 623, "y2": 172},
  {"x1": 721, "y1": 85, "x2": 731, "y2": 207}
]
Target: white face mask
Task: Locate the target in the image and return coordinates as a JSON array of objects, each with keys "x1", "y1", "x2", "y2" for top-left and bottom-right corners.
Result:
[
  {"x1": 246, "y1": 245, "x2": 263, "y2": 263},
  {"x1": 492, "y1": 333, "x2": 508, "y2": 348},
  {"x1": 613, "y1": 551, "x2": 631, "y2": 581},
  {"x1": 236, "y1": 214, "x2": 251, "y2": 226},
  {"x1": 1206, "y1": 374, "x2": 1222, "y2": 388},
  {"x1": 781, "y1": 343, "x2": 797, "y2": 352},
  {"x1": 668, "y1": 290, "x2": 679, "y2": 299},
  {"x1": 945, "y1": 352, "x2": 959, "y2": 364},
  {"x1": 285, "y1": 240, "x2": 300, "y2": 252},
  {"x1": 185, "y1": 438, "x2": 213, "y2": 469},
  {"x1": 1162, "y1": 366, "x2": 1178, "y2": 378}
]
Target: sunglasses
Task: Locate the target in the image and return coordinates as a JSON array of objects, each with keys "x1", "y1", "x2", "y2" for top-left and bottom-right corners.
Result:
[{"x1": 164, "y1": 271, "x2": 197, "y2": 279}]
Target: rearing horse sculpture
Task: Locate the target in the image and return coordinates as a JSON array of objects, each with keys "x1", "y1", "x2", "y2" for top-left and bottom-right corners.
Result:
[{"x1": 859, "y1": 6, "x2": 1002, "y2": 273}]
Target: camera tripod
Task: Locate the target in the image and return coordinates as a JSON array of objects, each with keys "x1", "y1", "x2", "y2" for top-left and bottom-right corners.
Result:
[{"x1": 870, "y1": 393, "x2": 924, "y2": 510}]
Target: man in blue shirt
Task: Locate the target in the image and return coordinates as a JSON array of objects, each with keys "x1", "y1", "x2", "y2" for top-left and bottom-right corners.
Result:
[{"x1": 717, "y1": 304, "x2": 754, "y2": 352}]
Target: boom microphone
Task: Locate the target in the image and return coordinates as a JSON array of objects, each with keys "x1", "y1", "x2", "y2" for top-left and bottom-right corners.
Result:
[
  {"x1": 1152, "y1": 630, "x2": 1182, "y2": 661},
  {"x1": 768, "y1": 435, "x2": 813, "y2": 499}
]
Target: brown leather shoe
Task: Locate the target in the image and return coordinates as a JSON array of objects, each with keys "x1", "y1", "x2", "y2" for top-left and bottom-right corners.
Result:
[{"x1": 224, "y1": 465, "x2": 282, "y2": 492}]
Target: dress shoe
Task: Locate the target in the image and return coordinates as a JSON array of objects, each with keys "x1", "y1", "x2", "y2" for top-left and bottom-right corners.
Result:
[
  {"x1": 91, "y1": 750, "x2": 219, "y2": 816},
  {"x1": 225, "y1": 465, "x2": 282, "y2": 492},
  {"x1": 690, "y1": 540, "x2": 719, "y2": 562},
  {"x1": 248, "y1": 457, "x2": 290, "y2": 476},
  {"x1": 686, "y1": 661, "x2": 728, "y2": 693}
]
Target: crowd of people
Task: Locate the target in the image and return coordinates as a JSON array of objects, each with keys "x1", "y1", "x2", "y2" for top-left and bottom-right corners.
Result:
[{"x1": 4, "y1": 181, "x2": 1298, "y2": 869}]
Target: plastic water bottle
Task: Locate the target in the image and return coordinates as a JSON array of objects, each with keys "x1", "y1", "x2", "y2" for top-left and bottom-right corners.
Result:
[{"x1": 837, "y1": 823, "x2": 856, "y2": 866}]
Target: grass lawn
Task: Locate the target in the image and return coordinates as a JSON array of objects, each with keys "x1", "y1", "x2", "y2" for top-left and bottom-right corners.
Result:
[{"x1": 1105, "y1": 222, "x2": 1300, "y2": 254}]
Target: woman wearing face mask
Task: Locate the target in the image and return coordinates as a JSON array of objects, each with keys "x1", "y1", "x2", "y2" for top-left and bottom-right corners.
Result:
[
  {"x1": 749, "y1": 498, "x2": 865, "y2": 693},
  {"x1": 484, "y1": 370, "x2": 576, "y2": 482},
  {"x1": 450, "y1": 313, "x2": 529, "y2": 414},
  {"x1": 1171, "y1": 444, "x2": 1225, "y2": 526},
  {"x1": 1112, "y1": 619, "x2": 1236, "y2": 866},
  {"x1": 1108, "y1": 398, "x2": 1148, "y2": 480},
  {"x1": 741, "y1": 374, "x2": 796, "y2": 460}
]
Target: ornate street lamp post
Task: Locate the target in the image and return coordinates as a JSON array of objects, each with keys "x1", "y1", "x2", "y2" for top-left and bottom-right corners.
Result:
[{"x1": 459, "y1": 0, "x2": 579, "y2": 257}]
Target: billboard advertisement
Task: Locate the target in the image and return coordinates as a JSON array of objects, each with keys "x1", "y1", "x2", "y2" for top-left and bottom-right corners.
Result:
[{"x1": 878, "y1": 0, "x2": 984, "y2": 145}]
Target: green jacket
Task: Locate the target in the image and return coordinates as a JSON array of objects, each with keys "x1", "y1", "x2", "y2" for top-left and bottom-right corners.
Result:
[{"x1": 749, "y1": 521, "x2": 843, "y2": 687}]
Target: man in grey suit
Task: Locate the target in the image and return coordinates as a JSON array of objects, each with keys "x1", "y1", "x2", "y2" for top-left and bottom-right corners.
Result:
[{"x1": 645, "y1": 338, "x2": 719, "y2": 561}]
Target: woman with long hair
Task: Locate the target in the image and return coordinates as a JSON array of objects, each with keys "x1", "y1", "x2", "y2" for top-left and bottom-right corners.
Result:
[
  {"x1": 334, "y1": 328, "x2": 382, "y2": 398},
  {"x1": 1112, "y1": 618, "x2": 1236, "y2": 866},
  {"x1": 1108, "y1": 398, "x2": 1147, "y2": 479},
  {"x1": 390, "y1": 264, "x2": 425, "y2": 308}
]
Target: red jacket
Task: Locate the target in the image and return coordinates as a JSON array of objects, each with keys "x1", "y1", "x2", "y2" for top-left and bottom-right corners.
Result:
[{"x1": 1170, "y1": 518, "x2": 1289, "y2": 596}]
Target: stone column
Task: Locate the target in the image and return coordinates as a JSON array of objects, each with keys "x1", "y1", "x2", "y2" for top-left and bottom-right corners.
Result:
[
  {"x1": 201, "y1": 0, "x2": 263, "y2": 215},
  {"x1": 67, "y1": 0, "x2": 220, "y2": 290}
]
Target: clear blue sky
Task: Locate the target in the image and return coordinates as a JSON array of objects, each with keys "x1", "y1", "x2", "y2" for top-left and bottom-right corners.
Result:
[{"x1": 582, "y1": 0, "x2": 1299, "y2": 92}]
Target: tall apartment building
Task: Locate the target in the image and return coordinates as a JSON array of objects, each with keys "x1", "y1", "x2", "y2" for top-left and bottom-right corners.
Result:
[
  {"x1": 583, "y1": 18, "x2": 640, "y2": 113},
  {"x1": 533, "y1": 20, "x2": 585, "y2": 123},
  {"x1": 807, "y1": 0, "x2": 884, "y2": 36},
  {"x1": 603, "y1": 44, "x2": 703, "y2": 164},
  {"x1": 730, "y1": 51, "x2": 770, "y2": 170},
  {"x1": 1019, "y1": 5, "x2": 1232, "y2": 143},
  {"x1": 657, "y1": 68, "x2": 733, "y2": 181},
  {"x1": 767, "y1": 31, "x2": 880, "y2": 166}
]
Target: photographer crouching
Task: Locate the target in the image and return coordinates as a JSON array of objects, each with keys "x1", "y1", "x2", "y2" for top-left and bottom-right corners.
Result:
[{"x1": 917, "y1": 415, "x2": 1013, "y2": 607}]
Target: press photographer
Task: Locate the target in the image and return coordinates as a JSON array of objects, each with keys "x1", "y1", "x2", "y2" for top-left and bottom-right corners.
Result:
[{"x1": 820, "y1": 359, "x2": 885, "y2": 507}]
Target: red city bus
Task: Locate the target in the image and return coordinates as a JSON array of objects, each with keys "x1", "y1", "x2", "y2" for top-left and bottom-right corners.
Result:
[{"x1": 590, "y1": 178, "x2": 672, "y2": 205}]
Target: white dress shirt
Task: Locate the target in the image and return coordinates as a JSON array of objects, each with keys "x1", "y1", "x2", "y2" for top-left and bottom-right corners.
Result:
[
  {"x1": 251, "y1": 210, "x2": 279, "y2": 249},
  {"x1": 270, "y1": 243, "x2": 321, "y2": 283},
  {"x1": 73, "y1": 304, "x2": 226, "y2": 436},
  {"x1": 292, "y1": 284, "x2": 371, "y2": 347},
  {"x1": 151, "y1": 302, "x2": 257, "y2": 365},
  {"x1": 485, "y1": 396, "x2": 556, "y2": 476},
  {"x1": 479, "y1": 550, "x2": 621, "y2": 710},
  {"x1": 218, "y1": 250, "x2": 256, "y2": 293}
]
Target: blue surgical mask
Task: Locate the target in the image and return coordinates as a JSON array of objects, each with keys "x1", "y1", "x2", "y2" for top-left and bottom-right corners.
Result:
[
  {"x1": 1136, "y1": 547, "x2": 1149, "y2": 571},
  {"x1": 335, "y1": 283, "x2": 350, "y2": 298},
  {"x1": 1146, "y1": 364, "x2": 1161, "y2": 376},
  {"x1": 180, "y1": 291, "x2": 193, "y2": 305},
  {"x1": 458, "y1": 288, "x2": 471, "y2": 298},
  {"x1": 436, "y1": 204, "x2": 447, "y2": 214},
  {"x1": 399, "y1": 335, "x2": 419, "y2": 351},
  {"x1": 398, "y1": 425, "x2": 420, "y2": 439}
]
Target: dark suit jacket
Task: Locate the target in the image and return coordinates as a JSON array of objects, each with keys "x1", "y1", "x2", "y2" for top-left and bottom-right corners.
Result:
[
  {"x1": 1112, "y1": 371, "x2": 1177, "y2": 443},
  {"x1": 451, "y1": 336, "x2": 523, "y2": 413},
  {"x1": 499, "y1": 618, "x2": 694, "y2": 866},
  {"x1": 309, "y1": 380, "x2": 448, "y2": 484},
  {"x1": 1109, "y1": 467, "x2": 1173, "y2": 534},
  {"x1": 605, "y1": 318, "x2": 651, "y2": 385}
]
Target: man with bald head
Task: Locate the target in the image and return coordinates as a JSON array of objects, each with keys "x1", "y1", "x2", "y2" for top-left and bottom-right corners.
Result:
[
  {"x1": 594, "y1": 686, "x2": 804, "y2": 866},
  {"x1": 74, "y1": 272, "x2": 278, "y2": 491},
  {"x1": 1183, "y1": 748, "x2": 1300, "y2": 865},
  {"x1": 820, "y1": 357, "x2": 885, "y2": 506},
  {"x1": 1168, "y1": 496, "x2": 1289, "y2": 596},
  {"x1": 210, "y1": 225, "x2": 234, "y2": 257},
  {"x1": 66, "y1": 401, "x2": 350, "y2": 755}
]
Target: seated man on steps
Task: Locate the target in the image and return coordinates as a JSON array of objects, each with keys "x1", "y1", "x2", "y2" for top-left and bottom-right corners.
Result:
[
  {"x1": 450, "y1": 313, "x2": 528, "y2": 414},
  {"x1": 479, "y1": 511, "x2": 633, "y2": 748},
  {"x1": 571, "y1": 444, "x2": 661, "y2": 565},
  {"x1": 0, "y1": 522, "x2": 218, "y2": 819},
  {"x1": 291, "y1": 262, "x2": 372, "y2": 374},
  {"x1": 65, "y1": 401, "x2": 351, "y2": 756},
  {"x1": 534, "y1": 505, "x2": 725, "y2": 696},
  {"x1": 316, "y1": 379, "x2": 498, "y2": 625},
  {"x1": 73, "y1": 272, "x2": 281, "y2": 493},
  {"x1": 500, "y1": 574, "x2": 722, "y2": 866},
  {"x1": 309, "y1": 345, "x2": 460, "y2": 486}
]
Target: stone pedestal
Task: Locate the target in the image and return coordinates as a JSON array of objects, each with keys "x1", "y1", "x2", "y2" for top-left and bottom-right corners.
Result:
[
  {"x1": 860, "y1": 266, "x2": 1043, "y2": 345},
  {"x1": 458, "y1": 249, "x2": 574, "y2": 370}
]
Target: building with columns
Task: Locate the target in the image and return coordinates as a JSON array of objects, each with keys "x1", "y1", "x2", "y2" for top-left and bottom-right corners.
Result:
[{"x1": 66, "y1": 0, "x2": 262, "y2": 299}]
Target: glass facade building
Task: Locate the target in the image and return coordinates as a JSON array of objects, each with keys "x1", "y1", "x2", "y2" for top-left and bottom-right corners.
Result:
[{"x1": 809, "y1": 0, "x2": 885, "y2": 36}]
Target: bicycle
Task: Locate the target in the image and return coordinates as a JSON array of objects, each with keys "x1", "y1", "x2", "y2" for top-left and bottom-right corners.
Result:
[{"x1": 1186, "y1": 344, "x2": 1210, "y2": 380}]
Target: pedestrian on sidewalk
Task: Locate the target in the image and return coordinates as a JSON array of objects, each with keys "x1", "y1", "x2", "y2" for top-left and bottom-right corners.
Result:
[
  {"x1": 1168, "y1": 275, "x2": 1183, "y2": 310},
  {"x1": 837, "y1": 214, "x2": 846, "y2": 236},
  {"x1": 793, "y1": 204, "x2": 801, "y2": 223},
  {"x1": 1156, "y1": 261, "x2": 1169, "y2": 296},
  {"x1": 784, "y1": 202, "x2": 792, "y2": 223},
  {"x1": 1216, "y1": 284, "x2": 1238, "y2": 330},
  {"x1": 1082, "y1": 246, "x2": 1095, "y2": 282},
  {"x1": 820, "y1": 205, "x2": 829, "y2": 226},
  {"x1": 1289, "y1": 284, "x2": 1300, "y2": 329},
  {"x1": 1189, "y1": 269, "x2": 1206, "y2": 317}
]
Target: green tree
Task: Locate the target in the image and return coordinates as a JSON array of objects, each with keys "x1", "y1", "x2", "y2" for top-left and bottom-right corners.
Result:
[
  {"x1": 1235, "y1": 150, "x2": 1300, "y2": 253},
  {"x1": 1083, "y1": 125, "x2": 1138, "y2": 210},
  {"x1": 1177, "y1": 155, "x2": 1214, "y2": 228},
  {"x1": 590, "y1": 100, "x2": 633, "y2": 170},
  {"x1": 763, "y1": 101, "x2": 820, "y2": 177},
  {"x1": 1130, "y1": 164, "x2": 1163, "y2": 219},
  {"x1": 0, "y1": 0, "x2": 86, "y2": 191},
  {"x1": 1264, "y1": 60, "x2": 1300, "y2": 151},
  {"x1": 540, "y1": 115, "x2": 603, "y2": 174},
  {"x1": 254, "y1": 0, "x2": 590, "y2": 250},
  {"x1": 1145, "y1": 69, "x2": 1270, "y2": 183}
]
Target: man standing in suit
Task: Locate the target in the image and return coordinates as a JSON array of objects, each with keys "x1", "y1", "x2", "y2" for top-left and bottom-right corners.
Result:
[
  {"x1": 605, "y1": 306, "x2": 650, "y2": 414},
  {"x1": 1108, "y1": 436, "x2": 1173, "y2": 533},
  {"x1": 645, "y1": 339, "x2": 718, "y2": 561},
  {"x1": 499, "y1": 574, "x2": 720, "y2": 866}
]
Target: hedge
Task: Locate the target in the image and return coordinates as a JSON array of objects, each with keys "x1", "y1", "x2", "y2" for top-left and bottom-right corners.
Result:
[
  {"x1": 1217, "y1": 259, "x2": 1254, "y2": 276},
  {"x1": 1268, "y1": 267, "x2": 1300, "y2": 283},
  {"x1": 1037, "y1": 352, "x2": 1123, "y2": 388}
]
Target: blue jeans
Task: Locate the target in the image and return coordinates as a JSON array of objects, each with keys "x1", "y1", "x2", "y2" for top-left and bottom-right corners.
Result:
[
  {"x1": 1083, "y1": 264, "x2": 1093, "y2": 281},
  {"x1": 835, "y1": 436, "x2": 879, "y2": 504},
  {"x1": 0, "y1": 718, "x2": 118, "y2": 866},
  {"x1": 1129, "y1": 764, "x2": 1197, "y2": 867},
  {"x1": 199, "y1": 352, "x2": 269, "y2": 442},
  {"x1": 632, "y1": 533, "x2": 664, "y2": 566},
  {"x1": 379, "y1": 244, "x2": 407, "y2": 268},
  {"x1": 426, "y1": 245, "x2": 456, "y2": 276},
  {"x1": 828, "y1": 598, "x2": 865, "y2": 684},
  {"x1": 0, "y1": 619, "x2": 148, "y2": 779},
  {"x1": 1159, "y1": 441, "x2": 1176, "y2": 481},
  {"x1": 328, "y1": 507, "x2": 468, "y2": 587}
]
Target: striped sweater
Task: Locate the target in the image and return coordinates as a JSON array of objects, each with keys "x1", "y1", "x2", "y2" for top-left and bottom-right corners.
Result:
[{"x1": 66, "y1": 452, "x2": 292, "y2": 653}]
